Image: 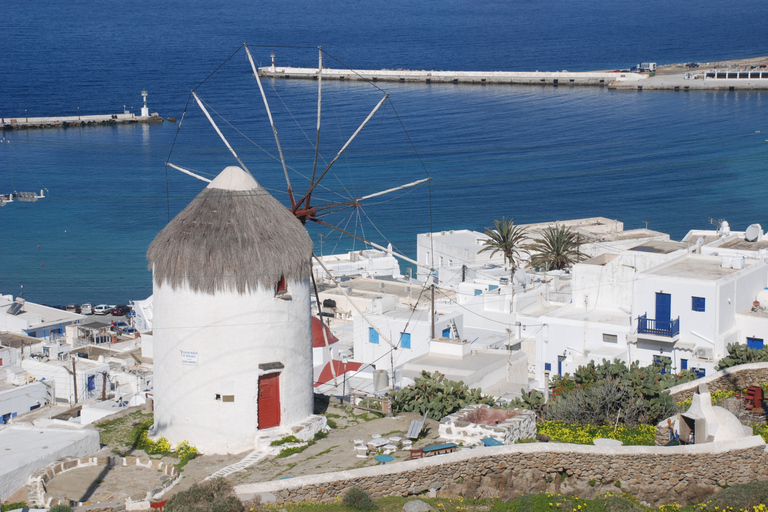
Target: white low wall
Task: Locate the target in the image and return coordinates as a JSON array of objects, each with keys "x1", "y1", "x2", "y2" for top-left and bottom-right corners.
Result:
[{"x1": 0, "y1": 425, "x2": 99, "y2": 501}]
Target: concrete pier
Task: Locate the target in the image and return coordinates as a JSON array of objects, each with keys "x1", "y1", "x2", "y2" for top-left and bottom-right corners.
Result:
[
  {"x1": 609, "y1": 74, "x2": 768, "y2": 90},
  {"x1": 2, "y1": 112, "x2": 163, "y2": 130},
  {"x1": 259, "y1": 66, "x2": 646, "y2": 86}
]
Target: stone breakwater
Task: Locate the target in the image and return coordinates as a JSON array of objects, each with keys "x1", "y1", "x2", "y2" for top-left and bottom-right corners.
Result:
[
  {"x1": 235, "y1": 436, "x2": 767, "y2": 507},
  {"x1": 2, "y1": 113, "x2": 163, "y2": 130},
  {"x1": 668, "y1": 362, "x2": 768, "y2": 403}
]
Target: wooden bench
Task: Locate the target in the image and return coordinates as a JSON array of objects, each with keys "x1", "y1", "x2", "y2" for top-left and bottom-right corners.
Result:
[{"x1": 408, "y1": 442, "x2": 459, "y2": 460}]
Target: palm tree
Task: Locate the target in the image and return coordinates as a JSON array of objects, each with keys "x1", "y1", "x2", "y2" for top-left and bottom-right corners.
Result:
[
  {"x1": 478, "y1": 217, "x2": 529, "y2": 274},
  {"x1": 527, "y1": 224, "x2": 584, "y2": 271}
]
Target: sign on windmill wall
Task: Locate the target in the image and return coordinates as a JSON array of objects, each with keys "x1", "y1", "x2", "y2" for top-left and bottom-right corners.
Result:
[{"x1": 181, "y1": 350, "x2": 198, "y2": 366}]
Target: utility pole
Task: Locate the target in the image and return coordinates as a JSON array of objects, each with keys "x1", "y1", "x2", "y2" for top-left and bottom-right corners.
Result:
[
  {"x1": 431, "y1": 284, "x2": 435, "y2": 339},
  {"x1": 72, "y1": 356, "x2": 78, "y2": 405}
]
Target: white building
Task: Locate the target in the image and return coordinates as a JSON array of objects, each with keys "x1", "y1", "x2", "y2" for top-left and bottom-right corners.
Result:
[
  {"x1": 629, "y1": 254, "x2": 768, "y2": 376},
  {"x1": 148, "y1": 166, "x2": 320, "y2": 454},
  {"x1": 21, "y1": 356, "x2": 109, "y2": 405},
  {"x1": 0, "y1": 295, "x2": 83, "y2": 339},
  {"x1": 313, "y1": 247, "x2": 401, "y2": 281}
]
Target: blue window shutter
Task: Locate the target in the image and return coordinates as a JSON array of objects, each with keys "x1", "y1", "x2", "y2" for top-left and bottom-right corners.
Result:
[
  {"x1": 747, "y1": 337, "x2": 764, "y2": 350},
  {"x1": 442, "y1": 328, "x2": 451, "y2": 338},
  {"x1": 400, "y1": 332, "x2": 411, "y2": 349},
  {"x1": 545, "y1": 363, "x2": 551, "y2": 371},
  {"x1": 369, "y1": 328, "x2": 379, "y2": 344},
  {"x1": 681, "y1": 358, "x2": 688, "y2": 370},
  {"x1": 692, "y1": 297, "x2": 705, "y2": 312}
]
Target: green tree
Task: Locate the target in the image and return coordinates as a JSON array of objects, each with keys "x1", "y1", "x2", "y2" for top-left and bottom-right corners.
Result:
[
  {"x1": 478, "y1": 217, "x2": 529, "y2": 274},
  {"x1": 527, "y1": 224, "x2": 584, "y2": 271}
]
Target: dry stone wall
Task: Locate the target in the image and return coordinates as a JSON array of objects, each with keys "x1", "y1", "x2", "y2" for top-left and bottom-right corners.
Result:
[
  {"x1": 235, "y1": 437, "x2": 768, "y2": 507},
  {"x1": 668, "y1": 362, "x2": 768, "y2": 402}
]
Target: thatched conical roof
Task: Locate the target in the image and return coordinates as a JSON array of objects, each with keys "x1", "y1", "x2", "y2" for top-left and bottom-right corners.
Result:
[{"x1": 147, "y1": 166, "x2": 312, "y2": 295}]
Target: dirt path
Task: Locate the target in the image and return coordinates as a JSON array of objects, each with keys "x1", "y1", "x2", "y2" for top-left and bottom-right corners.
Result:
[{"x1": 166, "y1": 405, "x2": 441, "y2": 494}]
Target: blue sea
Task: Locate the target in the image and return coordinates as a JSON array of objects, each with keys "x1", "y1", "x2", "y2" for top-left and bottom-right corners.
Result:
[{"x1": 2, "y1": 0, "x2": 768, "y2": 305}]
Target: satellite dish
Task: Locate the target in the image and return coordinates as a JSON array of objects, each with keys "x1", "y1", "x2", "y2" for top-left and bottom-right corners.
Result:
[
  {"x1": 696, "y1": 237, "x2": 704, "y2": 246},
  {"x1": 746, "y1": 224, "x2": 762, "y2": 242}
]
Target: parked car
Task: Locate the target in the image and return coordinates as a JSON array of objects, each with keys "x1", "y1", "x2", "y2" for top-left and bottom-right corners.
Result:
[
  {"x1": 111, "y1": 305, "x2": 131, "y2": 316},
  {"x1": 80, "y1": 303, "x2": 93, "y2": 315},
  {"x1": 65, "y1": 304, "x2": 81, "y2": 313},
  {"x1": 94, "y1": 304, "x2": 111, "y2": 315},
  {"x1": 122, "y1": 327, "x2": 138, "y2": 336}
]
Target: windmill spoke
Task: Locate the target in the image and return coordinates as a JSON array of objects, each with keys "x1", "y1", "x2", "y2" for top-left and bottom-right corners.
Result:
[
  {"x1": 191, "y1": 91, "x2": 251, "y2": 175},
  {"x1": 166, "y1": 162, "x2": 212, "y2": 183},
  {"x1": 294, "y1": 93, "x2": 389, "y2": 213},
  {"x1": 313, "y1": 218, "x2": 431, "y2": 271},
  {"x1": 244, "y1": 44, "x2": 295, "y2": 208},
  {"x1": 312, "y1": 253, "x2": 397, "y2": 349}
]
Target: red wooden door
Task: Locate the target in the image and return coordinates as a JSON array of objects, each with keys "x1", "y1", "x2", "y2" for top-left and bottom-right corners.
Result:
[{"x1": 258, "y1": 373, "x2": 281, "y2": 429}]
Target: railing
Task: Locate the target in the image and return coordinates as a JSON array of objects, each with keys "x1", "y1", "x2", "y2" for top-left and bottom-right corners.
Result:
[
  {"x1": 637, "y1": 314, "x2": 680, "y2": 337},
  {"x1": 351, "y1": 393, "x2": 391, "y2": 415}
]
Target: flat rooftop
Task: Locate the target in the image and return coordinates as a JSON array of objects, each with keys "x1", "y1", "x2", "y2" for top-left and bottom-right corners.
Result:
[
  {"x1": 630, "y1": 240, "x2": 687, "y2": 254},
  {"x1": 581, "y1": 254, "x2": 618, "y2": 266},
  {"x1": 645, "y1": 255, "x2": 747, "y2": 280},
  {"x1": 0, "y1": 332, "x2": 43, "y2": 348},
  {"x1": 542, "y1": 304, "x2": 629, "y2": 325},
  {"x1": 325, "y1": 277, "x2": 455, "y2": 301},
  {"x1": 720, "y1": 238, "x2": 768, "y2": 251}
]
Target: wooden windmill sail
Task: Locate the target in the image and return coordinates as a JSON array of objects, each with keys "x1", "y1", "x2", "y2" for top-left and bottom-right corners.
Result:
[{"x1": 166, "y1": 45, "x2": 436, "y2": 388}]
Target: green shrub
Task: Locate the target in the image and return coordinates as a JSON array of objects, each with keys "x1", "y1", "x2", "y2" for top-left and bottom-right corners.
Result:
[
  {"x1": 341, "y1": 487, "x2": 377, "y2": 510},
  {"x1": 164, "y1": 477, "x2": 243, "y2": 512},
  {"x1": 270, "y1": 435, "x2": 301, "y2": 446},
  {"x1": 717, "y1": 342, "x2": 768, "y2": 369},
  {"x1": 49, "y1": 505, "x2": 73, "y2": 512},
  {"x1": 702, "y1": 480, "x2": 768, "y2": 510},
  {"x1": 545, "y1": 358, "x2": 695, "y2": 427},
  {"x1": 1, "y1": 503, "x2": 28, "y2": 512}
]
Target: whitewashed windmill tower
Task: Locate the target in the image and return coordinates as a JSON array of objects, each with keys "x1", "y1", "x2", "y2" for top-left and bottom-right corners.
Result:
[
  {"x1": 147, "y1": 165, "x2": 316, "y2": 454},
  {"x1": 155, "y1": 46, "x2": 433, "y2": 453}
]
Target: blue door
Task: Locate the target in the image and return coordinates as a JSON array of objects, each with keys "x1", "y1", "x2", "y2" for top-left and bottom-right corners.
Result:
[
  {"x1": 747, "y1": 337, "x2": 765, "y2": 350},
  {"x1": 656, "y1": 292, "x2": 671, "y2": 331}
]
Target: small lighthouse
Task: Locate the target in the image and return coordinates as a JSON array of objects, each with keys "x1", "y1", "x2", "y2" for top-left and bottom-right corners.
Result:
[
  {"x1": 148, "y1": 165, "x2": 320, "y2": 454},
  {"x1": 271, "y1": 51, "x2": 276, "y2": 71},
  {"x1": 141, "y1": 90, "x2": 149, "y2": 117}
]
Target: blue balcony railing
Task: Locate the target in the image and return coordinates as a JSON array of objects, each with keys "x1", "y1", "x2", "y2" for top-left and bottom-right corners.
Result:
[{"x1": 637, "y1": 314, "x2": 680, "y2": 337}]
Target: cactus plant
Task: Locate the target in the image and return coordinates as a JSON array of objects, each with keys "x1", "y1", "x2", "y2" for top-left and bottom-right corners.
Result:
[{"x1": 391, "y1": 370, "x2": 495, "y2": 420}]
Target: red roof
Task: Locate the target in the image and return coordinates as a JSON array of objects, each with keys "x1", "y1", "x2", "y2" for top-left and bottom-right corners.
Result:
[
  {"x1": 314, "y1": 359, "x2": 363, "y2": 387},
  {"x1": 312, "y1": 316, "x2": 339, "y2": 348}
]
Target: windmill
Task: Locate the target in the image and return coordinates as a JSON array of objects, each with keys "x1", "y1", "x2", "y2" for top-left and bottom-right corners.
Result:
[{"x1": 165, "y1": 45, "x2": 436, "y2": 394}]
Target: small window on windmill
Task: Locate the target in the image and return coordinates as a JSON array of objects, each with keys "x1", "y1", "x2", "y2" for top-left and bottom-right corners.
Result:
[{"x1": 275, "y1": 275, "x2": 288, "y2": 297}]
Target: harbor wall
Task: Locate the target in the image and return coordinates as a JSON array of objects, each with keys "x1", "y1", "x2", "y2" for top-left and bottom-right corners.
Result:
[
  {"x1": 259, "y1": 67, "x2": 645, "y2": 86},
  {"x1": 235, "y1": 436, "x2": 768, "y2": 507},
  {"x1": 2, "y1": 113, "x2": 163, "y2": 130}
]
